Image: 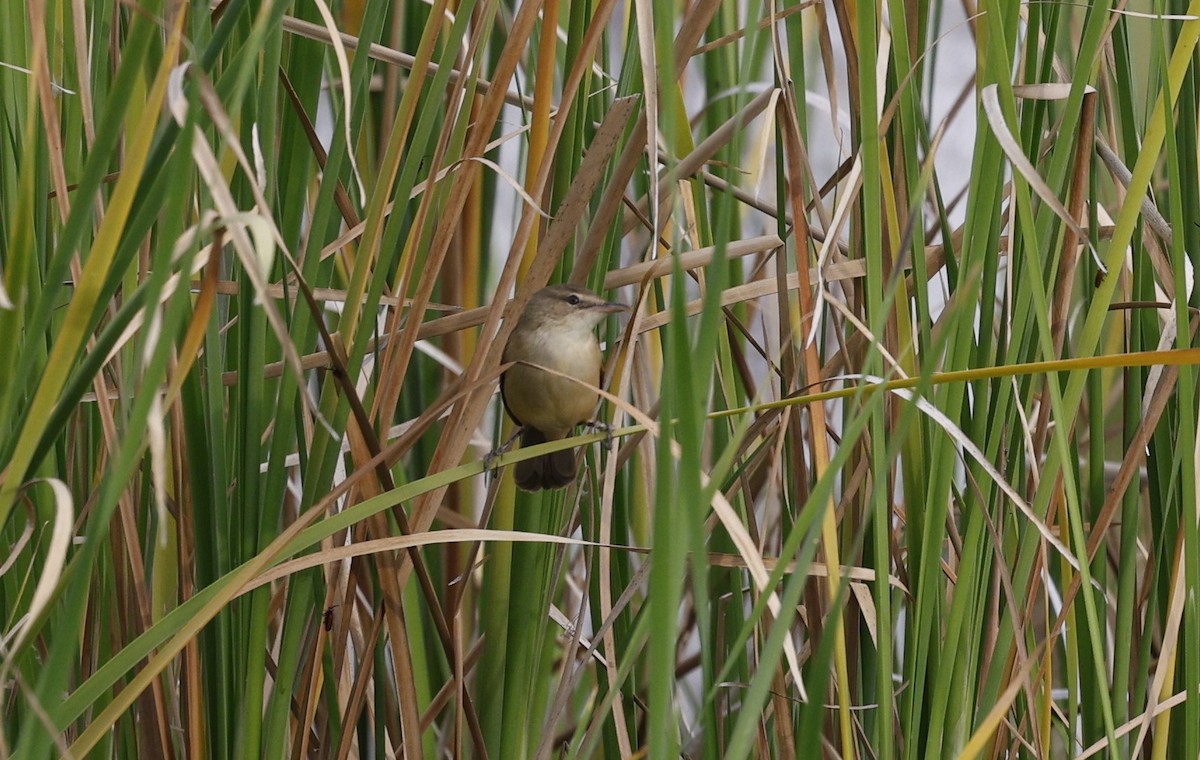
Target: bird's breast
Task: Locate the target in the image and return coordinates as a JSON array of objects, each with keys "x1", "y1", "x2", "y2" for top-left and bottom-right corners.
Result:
[{"x1": 502, "y1": 330, "x2": 602, "y2": 438}]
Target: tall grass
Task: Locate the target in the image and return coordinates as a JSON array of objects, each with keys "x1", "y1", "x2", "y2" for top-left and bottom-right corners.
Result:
[{"x1": 3, "y1": 1, "x2": 1200, "y2": 758}]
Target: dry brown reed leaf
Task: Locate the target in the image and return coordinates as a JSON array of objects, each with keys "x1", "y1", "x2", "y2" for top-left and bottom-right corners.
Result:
[
  {"x1": 532, "y1": 93, "x2": 637, "y2": 283},
  {"x1": 577, "y1": 0, "x2": 726, "y2": 269},
  {"x1": 281, "y1": 15, "x2": 533, "y2": 108},
  {"x1": 620, "y1": 88, "x2": 779, "y2": 241}
]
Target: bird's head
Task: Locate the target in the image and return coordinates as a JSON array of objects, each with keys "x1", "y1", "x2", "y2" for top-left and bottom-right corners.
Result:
[{"x1": 521, "y1": 284, "x2": 627, "y2": 335}]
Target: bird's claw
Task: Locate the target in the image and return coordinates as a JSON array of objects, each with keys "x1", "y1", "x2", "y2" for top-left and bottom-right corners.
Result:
[
  {"x1": 483, "y1": 448, "x2": 502, "y2": 474},
  {"x1": 587, "y1": 420, "x2": 616, "y2": 448},
  {"x1": 484, "y1": 427, "x2": 523, "y2": 478}
]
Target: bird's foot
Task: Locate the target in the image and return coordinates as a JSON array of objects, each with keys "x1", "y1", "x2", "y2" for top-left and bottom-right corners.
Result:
[
  {"x1": 484, "y1": 427, "x2": 523, "y2": 476},
  {"x1": 482, "y1": 447, "x2": 502, "y2": 474},
  {"x1": 586, "y1": 420, "x2": 616, "y2": 448}
]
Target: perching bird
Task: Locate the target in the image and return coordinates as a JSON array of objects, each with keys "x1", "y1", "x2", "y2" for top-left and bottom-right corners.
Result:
[{"x1": 500, "y1": 284, "x2": 626, "y2": 491}]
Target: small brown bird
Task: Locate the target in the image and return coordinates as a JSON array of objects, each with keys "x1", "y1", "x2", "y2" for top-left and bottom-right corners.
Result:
[{"x1": 501, "y1": 284, "x2": 626, "y2": 491}]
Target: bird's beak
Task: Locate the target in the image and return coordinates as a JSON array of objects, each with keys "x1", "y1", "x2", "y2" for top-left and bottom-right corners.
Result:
[{"x1": 595, "y1": 301, "x2": 627, "y2": 314}]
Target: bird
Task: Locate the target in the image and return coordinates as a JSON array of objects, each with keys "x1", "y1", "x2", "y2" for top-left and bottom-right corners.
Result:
[{"x1": 500, "y1": 284, "x2": 626, "y2": 491}]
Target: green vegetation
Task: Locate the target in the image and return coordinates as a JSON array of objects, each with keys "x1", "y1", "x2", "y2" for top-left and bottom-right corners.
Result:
[{"x1": 3, "y1": 1, "x2": 1200, "y2": 757}]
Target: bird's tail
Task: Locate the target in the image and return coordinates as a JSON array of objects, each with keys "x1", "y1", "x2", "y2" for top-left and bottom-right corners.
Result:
[{"x1": 514, "y1": 427, "x2": 578, "y2": 491}]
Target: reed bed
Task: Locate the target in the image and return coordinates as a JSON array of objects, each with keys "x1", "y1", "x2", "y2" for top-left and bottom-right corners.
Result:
[{"x1": 3, "y1": 1, "x2": 1200, "y2": 758}]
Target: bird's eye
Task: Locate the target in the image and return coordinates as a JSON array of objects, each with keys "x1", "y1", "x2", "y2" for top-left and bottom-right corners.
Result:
[{"x1": 566, "y1": 294, "x2": 580, "y2": 305}]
